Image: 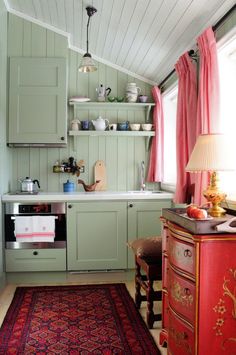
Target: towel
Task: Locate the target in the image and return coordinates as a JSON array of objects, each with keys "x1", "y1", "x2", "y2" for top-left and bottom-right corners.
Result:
[
  {"x1": 14, "y1": 216, "x2": 56, "y2": 242},
  {"x1": 14, "y1": 216, "x2": 34, "y2": 242}
]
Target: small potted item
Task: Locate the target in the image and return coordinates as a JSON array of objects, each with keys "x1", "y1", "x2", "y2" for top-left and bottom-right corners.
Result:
[
  {"x1": 139, "y1": 95, "x2": 148, "y2": 103},
  {"x1": 63, "y1": 180, "x2": 75, "y2": 192}
]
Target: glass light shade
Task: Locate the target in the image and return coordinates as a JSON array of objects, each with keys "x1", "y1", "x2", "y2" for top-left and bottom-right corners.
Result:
[
  {"x1": 78, "y1": 53, "x2": 97, "y2": 73},
  {"x1": 185, "y1": 133, "x2": 235, "y2": 172}
]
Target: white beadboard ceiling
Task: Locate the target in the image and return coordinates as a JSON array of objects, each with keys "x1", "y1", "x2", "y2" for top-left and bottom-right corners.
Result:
[{"x1": 4, "y1": 0, "x2": 235, "y2": 85}]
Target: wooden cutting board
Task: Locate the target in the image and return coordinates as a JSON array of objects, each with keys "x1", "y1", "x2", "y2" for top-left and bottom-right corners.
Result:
[{"x1": 94, "y1": 160, "x2": 107, "y2": 191}]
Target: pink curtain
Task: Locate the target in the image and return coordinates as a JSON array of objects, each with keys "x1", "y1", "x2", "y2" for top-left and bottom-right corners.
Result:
[
  {"x1": 147, "y1": 86, "x2": 164, "y2": 182},
  {"x1": 193, "y1": 27, "x2": 220, "y2": 205},
  {"x1": 174, "y1": 52, "x2": 197, "y2": 203}
]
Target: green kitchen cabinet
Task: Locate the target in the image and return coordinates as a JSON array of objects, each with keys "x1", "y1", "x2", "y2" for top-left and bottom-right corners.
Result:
[
  {"x1": 8, "y1": 57, "x2": 67, "y2": 146},
  {"x1": 127, "y1": 200, "x2": 171, "y2": 268},
  {"x1": 67, "y1": 201, "x2": 127, "y2": 270}
]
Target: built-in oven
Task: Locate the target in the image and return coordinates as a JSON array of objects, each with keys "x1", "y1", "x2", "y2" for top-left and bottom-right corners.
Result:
[{"x1": 4, "y1": 202, "x2": 66, "y2": 249}]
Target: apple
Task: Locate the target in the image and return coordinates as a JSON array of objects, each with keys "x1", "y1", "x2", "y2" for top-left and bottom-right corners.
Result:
[
  {"x1": 186, "y1": 205, "x2": 198, "y2": 218},
  {"x1": 191, "y1": 208, "x2": 208, "y2": 219}
]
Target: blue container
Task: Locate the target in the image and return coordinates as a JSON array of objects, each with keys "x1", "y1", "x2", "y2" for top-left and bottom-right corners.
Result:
[{"x1": 63, "y1": 180, "x2": 75, "y2": 192}]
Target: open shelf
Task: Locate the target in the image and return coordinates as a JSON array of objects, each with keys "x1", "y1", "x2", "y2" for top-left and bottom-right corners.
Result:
[
  {"x1": 69, "y1": 101, "x2": 155, "y2": 122},
  {"x1": 68, "y1": 130, "x2": 155, "y2": 137},
  {"x1": 68, "y1": 102, "x2": 155, "y2": 108}
]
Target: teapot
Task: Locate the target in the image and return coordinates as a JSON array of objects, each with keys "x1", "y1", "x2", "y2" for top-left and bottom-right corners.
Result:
[
  {"x1": 92, "y1": 116, "x2": 109, "y2": 131},
  {"x1": 96, "y1": 84, "x2": 111, "y2": 102},
  {"x1": 19, "y1": 177, "x2": 40, "y2": 192}
]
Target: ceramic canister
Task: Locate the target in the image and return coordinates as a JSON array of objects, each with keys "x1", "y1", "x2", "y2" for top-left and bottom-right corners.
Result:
[
  {"x1": 63, "y1": 180, "x2": 75, "y2": 192},
  {"x1": 126, "y1": 83, "x2": 141, "y2": 102}
]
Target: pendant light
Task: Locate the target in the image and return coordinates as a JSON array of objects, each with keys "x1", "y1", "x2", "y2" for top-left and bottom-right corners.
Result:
[{"x1": 78, "y1": 6, "x2": 97, "y2": 73}]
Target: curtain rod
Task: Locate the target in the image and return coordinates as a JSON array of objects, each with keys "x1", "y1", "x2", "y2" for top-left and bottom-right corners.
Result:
[{"x1": 158, "y1": 4, "x2": 236, "y2": 89}]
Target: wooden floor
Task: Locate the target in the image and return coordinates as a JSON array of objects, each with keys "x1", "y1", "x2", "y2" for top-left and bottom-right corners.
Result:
[{"x1": 0, "y1": 271, "x2": 167, "y2": 355}]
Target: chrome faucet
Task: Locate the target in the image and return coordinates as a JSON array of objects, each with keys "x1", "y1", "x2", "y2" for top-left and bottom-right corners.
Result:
[{"x1": 140, "y1": 161, "x2": 146, "y2": 191}]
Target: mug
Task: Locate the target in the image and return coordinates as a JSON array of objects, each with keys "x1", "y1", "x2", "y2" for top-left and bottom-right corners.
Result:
[
  {"x1": 117, "y1": 121, "x2": 129, "y2": 131},
  {"x1": 81, "y1": 120, "x2": 89, "y2": 130},
  {"x1": 109, "y1": 123, "x2": 117, "y2": 131}
]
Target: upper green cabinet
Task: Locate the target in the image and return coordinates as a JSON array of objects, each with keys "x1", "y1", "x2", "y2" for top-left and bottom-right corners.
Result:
[{"x1": 8, "y1": 57, "x2": 67, "y2": 146}]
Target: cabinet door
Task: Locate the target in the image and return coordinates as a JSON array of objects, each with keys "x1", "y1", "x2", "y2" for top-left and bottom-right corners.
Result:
[
  {"x1": 127, "y1": 200, "x2": 171, "y2": 268},
  {"x1": 67, "y1": 202, "x2": 127, "y2": 270},
  {"x1": 8, "y1": 57, "x2": 67, "y2": 145}
]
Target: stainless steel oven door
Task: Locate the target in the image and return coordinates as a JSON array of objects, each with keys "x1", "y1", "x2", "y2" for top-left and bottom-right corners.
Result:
[{"x1": 4, "y1": 202, "x2": 66, "y2": 249}]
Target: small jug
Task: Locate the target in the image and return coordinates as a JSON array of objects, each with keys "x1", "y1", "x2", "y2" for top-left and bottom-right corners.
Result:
[
  {"x1": 96, "y1": 84, "x2": 111, "y2": 102},
  {"x1": 71, "y1": 119, "x2": 80, "y2": 131},
  {"x1": 126, "y1": 83, "x2": 141, "y2": 103}
]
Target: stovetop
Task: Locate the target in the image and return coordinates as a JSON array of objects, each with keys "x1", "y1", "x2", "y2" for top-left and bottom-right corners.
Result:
[{"x1": 9, "y1": 191, "x2": 39, "y2": 195}]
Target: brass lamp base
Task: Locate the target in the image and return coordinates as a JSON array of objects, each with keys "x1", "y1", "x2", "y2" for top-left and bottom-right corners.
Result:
[{"x1": 203, "y1": 171, "x2": 227, "y2": 217}]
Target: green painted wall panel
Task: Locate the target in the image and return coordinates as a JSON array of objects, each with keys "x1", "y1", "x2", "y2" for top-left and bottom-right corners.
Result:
[
  {"x1": 0, "y1": 3, "x2": 9, "y2": 288},
  {"x1": 8, "y1": 13, "x2": 154, "y2": 192}
]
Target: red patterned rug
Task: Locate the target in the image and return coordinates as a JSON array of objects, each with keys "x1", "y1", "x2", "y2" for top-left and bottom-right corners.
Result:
[{"x1": 0, "y1": 283, "x2": 161, "y2": 354}]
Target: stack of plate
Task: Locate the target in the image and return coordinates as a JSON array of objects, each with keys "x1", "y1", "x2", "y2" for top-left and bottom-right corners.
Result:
[{"x1": 69, "y1": 96, "x2": 90, "y2": 103}]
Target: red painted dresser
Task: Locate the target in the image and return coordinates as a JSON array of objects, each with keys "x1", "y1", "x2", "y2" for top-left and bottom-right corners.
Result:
[{"x1": 160, "y1": 217, "x2": 236, "y2": 355}]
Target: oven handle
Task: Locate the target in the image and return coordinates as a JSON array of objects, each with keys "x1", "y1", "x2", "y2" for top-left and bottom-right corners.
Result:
[{"x1": 11, "y1": 216, "x2": 59, "y2": 220}]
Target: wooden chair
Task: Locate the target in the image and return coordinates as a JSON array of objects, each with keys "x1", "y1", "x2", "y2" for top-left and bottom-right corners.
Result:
[{"x1": 128, "y1": 236, "x2": 162, "y2": 329}]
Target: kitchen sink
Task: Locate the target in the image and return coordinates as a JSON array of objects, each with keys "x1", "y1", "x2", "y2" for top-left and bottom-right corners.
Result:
[{"x1": 127, "y1": 190, "x2": 162, "y2": 194}]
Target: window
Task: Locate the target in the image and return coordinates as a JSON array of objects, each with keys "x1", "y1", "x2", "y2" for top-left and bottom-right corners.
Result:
[
  {"x1": 162, "y1": 85, "x2": 178, "y2": 190},
  {"x1": 218, "y1": 32, "x2": 236, "y2": 199}
]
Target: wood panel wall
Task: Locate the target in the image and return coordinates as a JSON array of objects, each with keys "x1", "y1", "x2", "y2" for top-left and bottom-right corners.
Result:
[{"x1": 8, "y1": 14, "x2": 156, "y2": 193}]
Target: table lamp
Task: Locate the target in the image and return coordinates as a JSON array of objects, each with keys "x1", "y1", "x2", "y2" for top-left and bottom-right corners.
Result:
[{"x1": 185, "y1": 133, "x2": 235, "y2": 217}]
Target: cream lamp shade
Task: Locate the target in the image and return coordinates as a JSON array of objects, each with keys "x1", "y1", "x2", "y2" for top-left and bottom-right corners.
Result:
[
  {"x1": 185, "y1": 133, "x2": 235, "y2": 172},
  {"x1": 185, "y1": 133, "x2": 235, "y2": 217}
]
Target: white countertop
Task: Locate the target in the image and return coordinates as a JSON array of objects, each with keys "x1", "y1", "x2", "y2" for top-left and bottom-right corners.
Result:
[{"x1": 1, "y1": 190, "x2": 173, "y2": 202}]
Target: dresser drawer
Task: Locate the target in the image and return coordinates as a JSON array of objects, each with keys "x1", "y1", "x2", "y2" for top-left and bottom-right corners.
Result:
[
  {"x1": 168, "y1": 234, "x2": 195, "y2": 277},
  {"x1": 5, "y1": 249, "x2": 67, "y2": 272},
  {"x1": 168, "y1": 267, "x2": 195, "y2": 325},
  {"x1": 168, "y1": 306, "x2": 194, "y2": 355},
  {"x1": 162, "y1": 255, "x2": 168, "y2": 289},
  {"x1": 162, "y1": 290, "x2": 169, "y2": 330},
  {"x1": 162, "y1": 226, "x2": 169, "y2": 253}
]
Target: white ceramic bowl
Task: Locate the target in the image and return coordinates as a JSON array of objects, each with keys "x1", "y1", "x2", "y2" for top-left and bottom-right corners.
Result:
[
  {"x1": 141, "y1": 123, "x2": 153, "y2": 131},
  {"x1": 130, "y1": 123, "x2": 141, "y2": 131}
]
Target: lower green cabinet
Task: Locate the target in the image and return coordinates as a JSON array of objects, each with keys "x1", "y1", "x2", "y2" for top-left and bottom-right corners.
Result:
[
  {"x1": 67, "y1": 201, "x2": 127, "y2": 271},
  {"x1": 127, "y1": 200, "x2": 171, "y2": 268}
]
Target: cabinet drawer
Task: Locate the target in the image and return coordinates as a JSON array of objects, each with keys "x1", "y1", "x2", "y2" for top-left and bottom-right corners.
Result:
[
  {"x1": 168, "y1": 267, "x2": 195, "y2": 325},
  {"x1": 168, "y1": 306, "x2": 194, "y2": 355},
  {"x1": 168, "y1": 234, "x2": 195, "y2": 277},
  {"x1": 5, "y1": 249, "x2": 66, "y2": 272}
]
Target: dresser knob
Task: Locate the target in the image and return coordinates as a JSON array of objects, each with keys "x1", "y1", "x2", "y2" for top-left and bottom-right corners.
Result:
[
  {"x1": 68, "y1": 204, "x2": 73, "y2": 209},
  {"x1": 184, "y1": 287, "x2": 191, "y2": 295},
  {"x1": 33, "y1": 251, "x2": 38, "y2": 256},
  {"x1": 60, "y1": 136, "x2": 65, "y2": 141},
  {"x1": 129, "y1": 203, "x2": 133, "y2": 208},
  {"x1": 184, "y1": 249, "x2": 192, "y2": 257}
]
